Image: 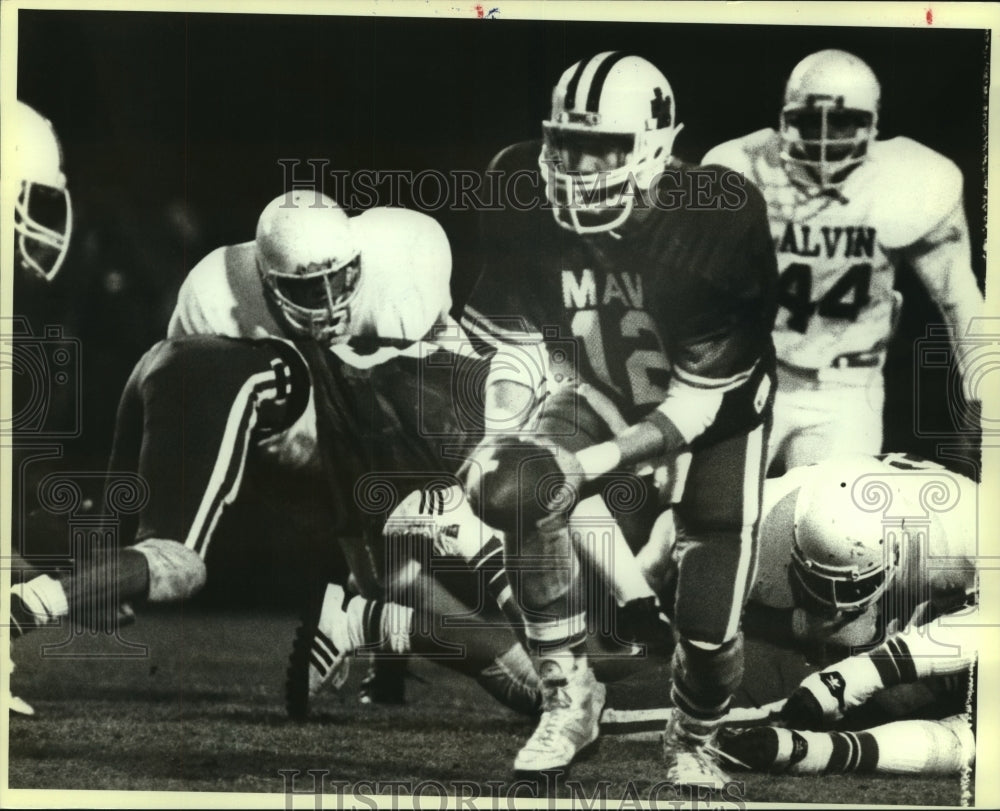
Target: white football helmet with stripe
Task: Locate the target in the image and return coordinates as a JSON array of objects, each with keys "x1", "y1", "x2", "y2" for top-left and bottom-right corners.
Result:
[
  {"x1": 540, "y1": 51, "x2": 683, "y2": 234},
  {"x1": 780, "y1": 49, "x2": 880, "y2": 191},
  {"x1": 14, "y1": 101, "x2": 72, "y2": 282},
  {"x1": 255, "y1": 191, "x2": 361, "y2": 345},
  {"x1": 790, "y1": 456, "x2": 902, "y2": 615}
]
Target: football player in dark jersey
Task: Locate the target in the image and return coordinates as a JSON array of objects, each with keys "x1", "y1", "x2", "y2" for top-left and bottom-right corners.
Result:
[
  {"x1": 460, "y1": 52, "x2": 779, "y2": 785},
  {"x1": 9, "y1": 193, "x2": 540, "y2": 718}
]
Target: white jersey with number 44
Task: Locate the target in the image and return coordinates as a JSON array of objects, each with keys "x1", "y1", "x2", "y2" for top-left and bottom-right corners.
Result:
[{"x1": 704, "y1": 129, "x2": 981, "y2": 370}]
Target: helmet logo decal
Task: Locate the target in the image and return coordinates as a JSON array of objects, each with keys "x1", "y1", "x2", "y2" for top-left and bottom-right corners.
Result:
[{"x1": 651, "y1": 87, "x2": 672, "y2": 127}]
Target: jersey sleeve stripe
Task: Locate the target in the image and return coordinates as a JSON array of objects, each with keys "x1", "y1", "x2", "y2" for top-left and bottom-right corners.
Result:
[
  {"x1": 673, "y1": 359, "x2": 758, "y2": 391},
  {"x1": 460, "y1": 305, "x2": 544, "y2": 345}
]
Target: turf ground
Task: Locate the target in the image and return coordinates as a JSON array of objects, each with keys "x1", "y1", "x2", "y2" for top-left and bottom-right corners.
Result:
[{"x1": 6, "y1": 608, "x2": 968, "y2": 807}]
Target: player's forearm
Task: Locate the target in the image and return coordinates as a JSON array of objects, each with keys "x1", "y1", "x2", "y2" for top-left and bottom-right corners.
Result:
[
  {"x1": 908, "y1": 208, "x2": 984, "y2": 350},
  {"x1": 575, "y1": 365, "x2": 750, "y2": 479}
]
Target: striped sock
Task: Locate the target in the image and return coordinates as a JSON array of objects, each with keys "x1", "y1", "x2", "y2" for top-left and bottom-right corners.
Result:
[{"x1": 346, "y1": 596, "x2": 414, "y2": 655}]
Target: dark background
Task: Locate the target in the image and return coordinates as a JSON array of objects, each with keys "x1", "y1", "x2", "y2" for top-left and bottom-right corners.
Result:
[{"x1": 11, "y1": 10, "x2": 988, "y2": 592}]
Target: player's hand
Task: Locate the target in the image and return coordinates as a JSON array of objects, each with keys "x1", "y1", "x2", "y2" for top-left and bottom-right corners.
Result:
[{"x1": 780, "y1": 672, "x2": 842, "y2": 730}]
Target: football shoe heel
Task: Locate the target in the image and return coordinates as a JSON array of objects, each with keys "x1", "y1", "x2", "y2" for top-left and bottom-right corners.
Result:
[{"x1": 286, "y1": 583, "x2": 352, "y2": 720}]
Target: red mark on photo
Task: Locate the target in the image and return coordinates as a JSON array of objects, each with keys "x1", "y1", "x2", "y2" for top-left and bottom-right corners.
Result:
[
  {"x1": 926, "y1": 8, "x2": 933, "y2": 24},
  {"x1": 475, "y1": 4, "x2": 484, "y2": 17}
]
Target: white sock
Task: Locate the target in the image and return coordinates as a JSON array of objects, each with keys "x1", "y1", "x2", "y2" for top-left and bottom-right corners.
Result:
[
  {"x1": 12, "y1": 575, "x2": 69, "y2": 624},
  {"x1": 866, "y1": 717, "x2": 974, "y2": 775},
  {"x1": 344, "y1": 596, "x2": 414, "y2": 655},
  {"x1": 778, "y1": 717, "x2": 973, "y2": 775}
]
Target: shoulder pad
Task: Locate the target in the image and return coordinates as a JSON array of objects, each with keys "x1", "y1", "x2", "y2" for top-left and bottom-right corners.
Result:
[
  {"x1": 869, "y1": 137, "x2": 964, "y2": 249},
  {"x1": 702, "y1": 128, "x2": 776, "y2": 175}
]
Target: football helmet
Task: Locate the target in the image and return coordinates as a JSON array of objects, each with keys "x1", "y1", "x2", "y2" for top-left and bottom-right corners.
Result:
[
  {"x1": 790, "y1": 456, "x2": 902, "y2": 616},
  {"x1": 539, "y1": 52, "x2": 683, "y2": 234},
  {"x1": 255, "y1": 191, "x2": 360, "y2": 344},
  {"x1": 779, "y1": 49, "x2": 880, "y2": 191},
  {"x1": 14, "y1": 101, "x2": 72, "y2": 282}
]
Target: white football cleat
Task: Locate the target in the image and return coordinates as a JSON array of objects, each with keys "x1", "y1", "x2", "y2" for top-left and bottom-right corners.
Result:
[
  {"x1": 9, "y1": 691, "x2": 36, "y2": 717},
  {"x1": 286, "y1": 583, "x2": 352, "y2": 719},
  {"x1": 513, "y1": 658, "x2": 606, "y2": 774},
  {"x1": 662, "y1": 708, "x2": 732, "y2": 790},
  {"x1": 7, "y1": 652, "x2": 35, "y2": 716}
]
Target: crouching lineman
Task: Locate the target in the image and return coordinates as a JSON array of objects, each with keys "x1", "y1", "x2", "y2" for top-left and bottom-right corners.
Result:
[
  {"x1": 636, "y1": 452, "x2": 979, "y2": 776},
  {"x1": 10, "y1": 192, "x2": 539, "y2": 717},
  {"x1": 460, "y1": 52, "x2": 778, "y2": 786}
]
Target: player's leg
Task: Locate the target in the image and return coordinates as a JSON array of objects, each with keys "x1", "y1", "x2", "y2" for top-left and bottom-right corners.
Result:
[
  {"x1": 663, "y1": 421, "x2": 767, "y2": 789},
  {"x1": 466, "y1": 387, "x2": 627, "y2": 773},
  {"x1": 285, "y1": 571, "x2": 541, "y2": 719},
  {"x1": 11, "y1": 336, "x2": 311, "y2": 634},
  {"x1": 720, "y1": 714, "x2": 974, "y2": 775}
]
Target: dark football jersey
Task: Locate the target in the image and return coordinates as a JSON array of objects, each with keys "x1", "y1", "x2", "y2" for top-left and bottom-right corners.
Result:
[
  {"x1": 298, "y1": 339, "x2": 487, "y2": 537},
  {"x1": 463, "y1": 140, "x2": 778, "y2": 427}
]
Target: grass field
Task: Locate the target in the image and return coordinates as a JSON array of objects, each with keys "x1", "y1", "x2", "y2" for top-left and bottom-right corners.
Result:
[{"x1": 6, "y1": 609, "x2": 968, "y2": 807}]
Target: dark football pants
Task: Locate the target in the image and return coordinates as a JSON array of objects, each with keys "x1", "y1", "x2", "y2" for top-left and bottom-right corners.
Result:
[
  {"x1": 106, "y1": 335, "x2": 311, "y2": 560},
  {"x1": 515, "y1": 384, "x2": 767, "y2": 661}
]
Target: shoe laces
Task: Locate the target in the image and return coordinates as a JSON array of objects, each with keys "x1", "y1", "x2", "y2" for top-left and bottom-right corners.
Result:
[{"x1": 668, "y1": 724, "x2": 748, "y2": 774}]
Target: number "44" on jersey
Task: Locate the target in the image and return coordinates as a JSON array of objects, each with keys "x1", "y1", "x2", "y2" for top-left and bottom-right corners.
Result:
[{"x1": 778, "y1": 262, "x2": 873, "y2": 333}]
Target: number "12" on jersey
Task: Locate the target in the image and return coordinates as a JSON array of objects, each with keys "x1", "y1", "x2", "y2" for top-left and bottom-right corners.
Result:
[
  {"x1": 570, "y1": 309, "x2": 671, "y2": 407},
  {"x1": 778, "y1": 262, "x2": 873, "y2": 332}
]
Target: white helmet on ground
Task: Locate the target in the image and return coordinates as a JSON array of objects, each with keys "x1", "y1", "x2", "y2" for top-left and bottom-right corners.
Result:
[
  {"x1": 255, "y1": 191, "x2": 360, "y2": 345},
  {"x1": 790, "y1": 456, "x2": 903, "y2": 615},
  {"x1": 540, "y1": 51, "x2": 683, "y2": 234},
  {"x1": 14, "y1": 101, "x2": 72, "y2": 282},
  {"x1": 779, "y1": 49, "x2": 880, "y2": 191}
]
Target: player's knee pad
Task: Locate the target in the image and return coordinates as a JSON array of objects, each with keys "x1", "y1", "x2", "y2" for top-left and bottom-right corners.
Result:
[
  {"x1": 463, "y1": 436, "x2": 566, "y2": 535},
  {"x1": 672, "y1": 633, "x2": 744, "y2": 716},
  {"x1": 131, "y1": 538, "x2": 207, "y2": 602}
]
